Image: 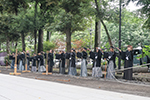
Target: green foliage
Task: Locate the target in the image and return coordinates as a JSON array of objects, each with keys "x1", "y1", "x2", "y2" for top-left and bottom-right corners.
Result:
[
  {"x1": 43, "y1": 41, "x2": 56, "y2": 52},
  {"x1": 100, "y1": 9, "x2": 150, "y2": 49},
  {"x1": 49, "y1": 0, "x2": 91, "y2": 33},
  {"x1": 10, "y1": 46, "x2": 22, "y2": 53},
  {"x1": 127, "y1": 0, "x2": 150, "y2": 29},
  {"x1": 136, "y1": 45, "x2": 150, "y2": 63},
  {"x1": 143, "y1": 45, "x2": 150, "y2": 57},
  {"x1": 0, "y1": 0, "x2": 28, "y2": 15},
  {"x1": 0, "y1": 14, "x2": 20, "y2": 42}
]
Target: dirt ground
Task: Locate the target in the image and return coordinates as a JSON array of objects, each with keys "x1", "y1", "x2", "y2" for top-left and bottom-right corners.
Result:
[{"x1": 0, "y1": 67, "x2": 150, "y2": 98}]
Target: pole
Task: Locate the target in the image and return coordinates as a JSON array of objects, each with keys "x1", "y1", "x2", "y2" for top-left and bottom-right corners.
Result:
[
  {"x1": 118, "y1": 0, "x2": 121, "y2": 70},
  {"x1": 90, "y1": 29, "x2": 92, "y2": 49},
  {"x1": 22, "y1": 52, "x2": 30, "y2": 72},
  {"x1": 9, "y1": 49, "x2": 21, "y2": 75}
]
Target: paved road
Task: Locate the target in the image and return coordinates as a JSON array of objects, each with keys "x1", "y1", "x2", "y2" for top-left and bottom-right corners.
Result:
[{"x1": 0, "y1": 74, "x2": 150, "y2": 100}]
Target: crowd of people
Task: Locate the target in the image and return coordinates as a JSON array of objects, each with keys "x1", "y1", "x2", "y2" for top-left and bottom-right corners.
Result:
[{"x1": 8, "y1": 45, "x2": 134, "y2": 80}]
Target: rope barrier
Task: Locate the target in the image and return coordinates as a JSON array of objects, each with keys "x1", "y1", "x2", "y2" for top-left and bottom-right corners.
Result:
[
  {"x1": 115, "y1": 63, "x2": 150, "y2": 72},
  {"x1": 108, "y1": 63, "x2": 150, "y2": 87}
]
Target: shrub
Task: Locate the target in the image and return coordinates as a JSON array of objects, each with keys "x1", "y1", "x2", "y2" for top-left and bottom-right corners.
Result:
[{"x1": 43, "y1": 41, "x2": 56, "y2": 52}]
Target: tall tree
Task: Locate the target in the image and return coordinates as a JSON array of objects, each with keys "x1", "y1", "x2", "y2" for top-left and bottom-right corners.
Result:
[
  {"x1": 21, "y1": 32, "x2": 26, "y2": 51},
  {"x1": 94, "y1": 0, "x2": 113, "y2": 46},
  {"x1": 34, "y1": 0, "x2": 38, "y2": 53},
  {"x1": 50, "y1": 0, "x2": 90, "y2": 52},
  {"x1": 0, "y1": 0, "x2": 28, "y2": 51},
  {"x1": 0, "y1": 14, "x2": 20, "y2": 53},
  {"x1": 36, "y1": 0, "x2": 55, "y2": 52}
]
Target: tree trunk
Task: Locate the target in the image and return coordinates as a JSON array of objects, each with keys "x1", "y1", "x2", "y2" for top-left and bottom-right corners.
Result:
[
  {"x1": 46, "y1": 31, "x2": 51, "y2": 41},
  {"x1": 98, "y1": 21, "x2": 101, "y2": 47},
  {"x1": 34, "y1": 30, "x2": 37, "y2": 53},
  {"x1": 15, "y1": 42, "x2": 18, "y2": 49},
  {"x1": 94, "y1": 19, "x2": 101, "y2": 52},
  {"x1": 11, "y1": 41, "x2": 14, "y2": 49},
  {"x1": 46, "y1": 31, "x2": 49, "y2": 41},
  {"x1": 94, "y1": 21, "x2": 98, "y2": 52},
  {"x1": 66, "y1": 28, "x2": 71, "y2": 72},
  {"x1": 94, "y1": 0, "x2": 113, "y2": 46},
  {"x1": 34, "y1": 0, "x2": 38, "y2": 53},
  {"x1": 21, "y1": 32, "x2": 26, "y2": 51},
  {"x1": 38, "y1": 29, "x2": 43, "y2": 53},
  {"x1": 6, "y1": 37, "x2": 10, "y2": 54},
  {"x1": 66, "y1": 28, "x2": 71, "y2": 53},
  {"x1": 101, "y1": 20, "x2": 112, "y2": 46}
]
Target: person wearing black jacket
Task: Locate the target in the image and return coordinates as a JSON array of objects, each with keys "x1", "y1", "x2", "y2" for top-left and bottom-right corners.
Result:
[
  {"x1": 37, "y1": 52, "x2": 46, "y2": 72},
  {"x1": 68, "y1": 49, "x2": 77, "y2": 76},
  {"x1": 9, "y1": 53, "x2": 15, "y2": 69},
  {"x1": 55, "y1": 51, "x2": 66, "y2": 74},
  {"x1": 18, "y1": 52, "x2": 25, "y2": 71},
  {"x1": 103, "y1": 46, "x2": 117, "y2": 79},
  {"x1": 48, "y1": 50, "x2": 54, "y2": 72},
  {"x1": 117, "y1": 45, "x2": 134, "y2": 80},
  {"x1": 80, "y1": 47, "x2": 88, "y2": 77},
  {"x1": 59, "y1": 51, "x2": 66, "y2": 74},
  {"x1": 30, "y1": 53, "x2": 37, "y2": 72},
  {"x1": 89, "y1": 47, "x2": 103, "y2": 78}
]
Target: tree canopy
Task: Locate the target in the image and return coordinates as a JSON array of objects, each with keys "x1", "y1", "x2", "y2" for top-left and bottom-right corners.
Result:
[{"x1": 0, "y1": 0, "x2": 149, "y2": 54}]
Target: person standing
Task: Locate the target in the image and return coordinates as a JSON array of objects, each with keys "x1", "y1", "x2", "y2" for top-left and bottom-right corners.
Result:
[
  {"x1": 9, "y1": 53, "x2": 15, "y2": 69},
  {"x1": 17, "y1": 52, "x2": 20, "y2": 69},
  {"x1": 18, "y1": 52, "x2": 25, "y2": 71},
  {"x1": 37, "y1": 52, "x2": 46, "y2": 72},
  {"x1": 89, "y1": 47, "x2": 103, "y2": 78},
  {"x1": 30, "y1": 53, "x2": 37, "y2": 72},
  {"x1": 80, "y1": 47, "x2": 88, "y2": 77},
  {"x1": 117, "y1": 45, "x2": 134, "y2": 80},
  {"x1": 59, "y1": 51, "x2": 66, "y2": 74},
  {"x1": 68, "y1": 49, "x2": 77, "y2": 76},
  {"x1": 48, "y1": 50, "x2": 54, "y2": 73},
  {"x1": 103, "y1": 46, "x2": 117, "y2": 79},
  {"x1": 55, "y1": 51, "x2": 61, "y2": 73}
]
